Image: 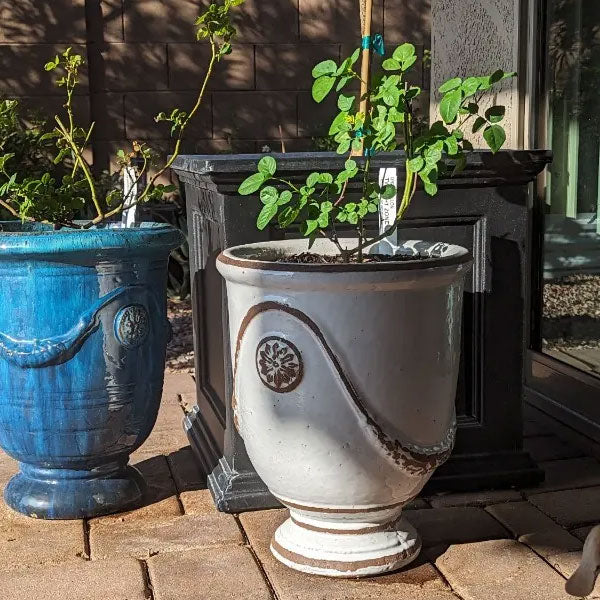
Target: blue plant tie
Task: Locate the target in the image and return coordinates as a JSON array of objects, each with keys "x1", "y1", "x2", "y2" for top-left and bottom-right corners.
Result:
[
  {"x1": 364, "y1": 147, "x2": 376, "y2": 157},
  {"x1": 361, "y1": 34, "x2": 385, "y2": 56}
]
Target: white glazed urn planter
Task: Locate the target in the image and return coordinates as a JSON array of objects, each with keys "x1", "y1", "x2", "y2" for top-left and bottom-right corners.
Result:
[{"x1": 216, "y1": 238, "x2": 472, "y2": 578}]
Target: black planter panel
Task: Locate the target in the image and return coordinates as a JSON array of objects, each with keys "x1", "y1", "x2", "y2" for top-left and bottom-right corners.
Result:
[{"x1": 173, "y1": 150, "x2": 551, "y2": 512}]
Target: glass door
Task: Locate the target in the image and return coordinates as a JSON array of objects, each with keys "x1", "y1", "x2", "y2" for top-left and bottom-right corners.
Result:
[{"x1": 541, "y1": 0, "x2": 600, "y2": 376}]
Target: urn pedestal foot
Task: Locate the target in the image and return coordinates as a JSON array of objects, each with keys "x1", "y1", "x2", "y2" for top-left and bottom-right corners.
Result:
[
  {"x1": 270, "y1": 505, "x2": 421, "y2": 578},
  {"x1": 4, "y1": 461, "x2": 146, "y2": 520}
]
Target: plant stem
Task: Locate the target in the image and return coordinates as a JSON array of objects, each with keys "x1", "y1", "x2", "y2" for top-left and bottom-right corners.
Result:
[
  {"x1": 71, "y1": 123, "x2": 95, "y2": 179},
  {"x1": 55, "y1": 116, "x2": 103, "y2": 220},
  {"x1": 349, "y1": 105, "x2": 416, "y2": 259},
  {"x1": 88, "y1": 39, "x2": 219, "y2": 226},
  {"x1": 0, "y1": 198, "x2": 80, "y2": 229}
]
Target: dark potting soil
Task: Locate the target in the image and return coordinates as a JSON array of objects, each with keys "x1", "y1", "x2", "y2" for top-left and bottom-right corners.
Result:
[{"x1": 276, "y1": 252, "x2": 429, "y2": 264}]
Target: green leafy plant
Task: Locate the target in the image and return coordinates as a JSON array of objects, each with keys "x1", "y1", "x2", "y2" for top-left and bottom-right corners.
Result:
[
  {"x1": 0, "y1": 100, "x2": 57, "y2": 181},
  {"x1": 239, "y1": 43, "x2": 514, "y2": 262},
  {"x1": 0, "y1": 0, "x2": 245, "y2": 229}
]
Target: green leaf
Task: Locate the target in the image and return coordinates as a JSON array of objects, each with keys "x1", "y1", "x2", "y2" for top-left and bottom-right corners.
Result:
[
  {"x1": 472, "y1": 116, "x2": 487, "y2": 133},
  {"x1": 312, "y1": 60, "x2": 337, "y2": 78},
  {"x1": 304, "y1": 219, "x2": 319, "y2": 236},
  {"x1": 452, "y1": 153, "x2": 467, "y2": 176},
  {"x1": 317, "y1": 211, "x2": 329, "y2": 228},
  {"x1": 382, "y1": 184, "x2": 396, "y2": 199},
  {"x1": 238, "y1": 172, "x2": 266, "y2": 195},
  {"x1": 258, "y1": 156, "x2": 277, "y2": 176},
  {"x1": 382, "y1": 86, "x2": 400, "y2": 107},
  {"x1": 349, "y1": 48, "x2": 361, "y2": 65},
  {"x1": 336, "y1": 75, "x2": 352, "y2": 92},
  {"x1": 483, "y1": 124, "x2": 506, "y2": 153},
  {"x1": 408, "y1": 156, "x2": 425, "y2": 172},
  {"x1": 485, "y1": 105, "x2": 506, "y2": 123},
  {"x1": 444, "y1": 136, "x2": 459, "y2": 156},
  {"x1": 257, "y1": 203, "x2": 278, "y2": 230},
  {"x1": 439, "y1": 77, "x2": 462, "y2": 93},
  {"x1": 337, "y1": 139, "x2": 351, "y2": 154},
  {"x1": 406, "y1": 86, "x2": 421, "y2": 100},
  {"x1": 318, "y1": 173, "x2": 333, "y2": 184},
  {"x1": 420, "y1": 166, "x2": 438, "y2": 184},
  {"x1": 306, "y1": 172, "x2": 320, "y2": 187},
  {"x1": 312, "y1": 76, "x2": 336, "y2": 103},
  {"x1": 278, "y1": 190, "x2": 292, "y2": 205},
  {"x1": 345, "y1": 159, "x2": 357, "y2": 171},
  {"x1": 260, "y1": 186, "x2": 278, "y2": 204},
  {"x1": 477, "y1": 76, "x2": 492, "y2": 91},
  {"x1": 337, "y1": 94, "x2": 354, "y2": 112},
  {"x1": 489, "y1": 69, "x2": 505, "y2": 84},
  {"x1": 440, "y1": 89, "x2": 462, "y2": 124},
  {"x1": 393, "y1": 43, "x2": 416, "y2": 63},
  {"x1": 429, "y1": 121, "x2": 450, "y2": 137},
  {"x1": 382, "y1": 58, "x2": 401, "y2": 71},
  {"x1": 424, "y1": 147, "x2": 442, "y2": 166},
  {"x1": 0, "y1": 153, "x2": 15, "y2": 170},
  {"x1": 387, "y1": 107, "x2": 405, "y2": 123},
  {"x1": 329, "y1": 111, "x2": 350, "y2": 135},
  {"x1": 424, "y1": 182, "x2": 438, "y2": 196},
  {"x1": 401, "y1": 55, "x2": 417, "y2": 71},
  {"x1": 461, "y1": 77, "x2": 480, "y2": 97},
  {"x1": 278, "y1": 206, "x2": 298, "y2": 228},
  {"x1": 336, "y1": 56, "x2": 351, "y2": 76}
]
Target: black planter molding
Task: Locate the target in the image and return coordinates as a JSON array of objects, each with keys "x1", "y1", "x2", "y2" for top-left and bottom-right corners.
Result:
[{"x1": 173, "y1": 149, "x2": 551, "y2": 513}]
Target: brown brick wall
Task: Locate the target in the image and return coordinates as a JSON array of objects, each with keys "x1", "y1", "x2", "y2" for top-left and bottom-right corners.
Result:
[{"x1": 0, "y1": 0, "x2": 430, "y2": 170}]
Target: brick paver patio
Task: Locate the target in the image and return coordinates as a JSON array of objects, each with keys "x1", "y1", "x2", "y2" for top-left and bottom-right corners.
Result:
[{"x1": 1, "y1": 372, "x2": 599, "y2": 599}]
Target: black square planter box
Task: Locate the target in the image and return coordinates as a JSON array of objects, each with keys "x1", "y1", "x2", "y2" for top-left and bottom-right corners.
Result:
[{"x1": 172, "y1": 149, "x2": 551, "y2": 513}]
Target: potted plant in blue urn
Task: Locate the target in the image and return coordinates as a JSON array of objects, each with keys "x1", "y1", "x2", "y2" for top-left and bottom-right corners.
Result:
[{"x1": 0, "y1": 0, "x2": 244, "y2": 520}]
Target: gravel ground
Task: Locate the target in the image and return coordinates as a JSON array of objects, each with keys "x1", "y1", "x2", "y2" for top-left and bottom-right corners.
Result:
[
  {"x1": 543, "y1": 273, "x2": 600, "y2": 349},
  {"x1": 166, "y1": 298, "x2": 194, "y2": 373}
]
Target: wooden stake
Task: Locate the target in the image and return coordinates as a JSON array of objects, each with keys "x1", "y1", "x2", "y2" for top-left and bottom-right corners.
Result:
[{"x1": 355, "y1": 0, "x2": 373, "y2": 156}]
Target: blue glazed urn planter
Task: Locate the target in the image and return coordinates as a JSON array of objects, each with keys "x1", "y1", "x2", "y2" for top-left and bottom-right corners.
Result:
[{"x1": 0, "y1": 222, "x2": 184, "y2": 519}]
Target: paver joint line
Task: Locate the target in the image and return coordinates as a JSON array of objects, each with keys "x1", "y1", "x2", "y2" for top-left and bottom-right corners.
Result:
[
  {"x1": 140, "y1": 558, "x2": 156, "y2": 600},
  {"x1": 430, "y1": 559, "x2": 467, "y2": 600},
  {"x1": 83, "y1": 518, "x2": 91, "y2": 560},
  {"x1": 235, "y1": 514, "x2": 280, "y2": 600},
  {"x1": 163, "y1": 452, "x2": 187, "y2": 514}
]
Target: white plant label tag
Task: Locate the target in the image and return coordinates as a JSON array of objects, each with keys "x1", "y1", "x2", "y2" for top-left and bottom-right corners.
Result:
[
  {"x1": 122, "y1": 166, "x2": 138, "y2": 228},
  {"x1": 378, "y1": 167, "x2": 398, "y2": 251}
]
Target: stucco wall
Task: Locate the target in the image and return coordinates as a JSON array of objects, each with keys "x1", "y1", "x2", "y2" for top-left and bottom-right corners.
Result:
[{"x1": 430, "y1": 0, "x2": 520, "y2": 148}]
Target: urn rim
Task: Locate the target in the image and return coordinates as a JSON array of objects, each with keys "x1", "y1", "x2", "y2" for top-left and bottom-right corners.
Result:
[
  {"x1": 0, "y1": 221, "x2": 184, "y2": 258},
  {"x1": 218, "y1": 238, "x2": 472, "y2": 273}
]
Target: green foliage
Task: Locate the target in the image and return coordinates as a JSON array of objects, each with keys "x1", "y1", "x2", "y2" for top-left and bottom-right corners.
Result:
[
  {"x1": 195, "y1": 0, "x2": 245, "y2": 57},
  {"x1": 0, "y1": 99, "x2": 56, "y2": 183},
  {"x1": 0, "y1": 0, "x2": 245, "y2": 229},
  {"x1": 239, "y1": 43, "x2": 515, "y2": 261}
]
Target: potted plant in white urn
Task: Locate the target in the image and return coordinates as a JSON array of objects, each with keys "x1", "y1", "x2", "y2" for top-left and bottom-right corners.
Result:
[{"x1": 215, "y1": 1, "x2": 513, "y2": 579}]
